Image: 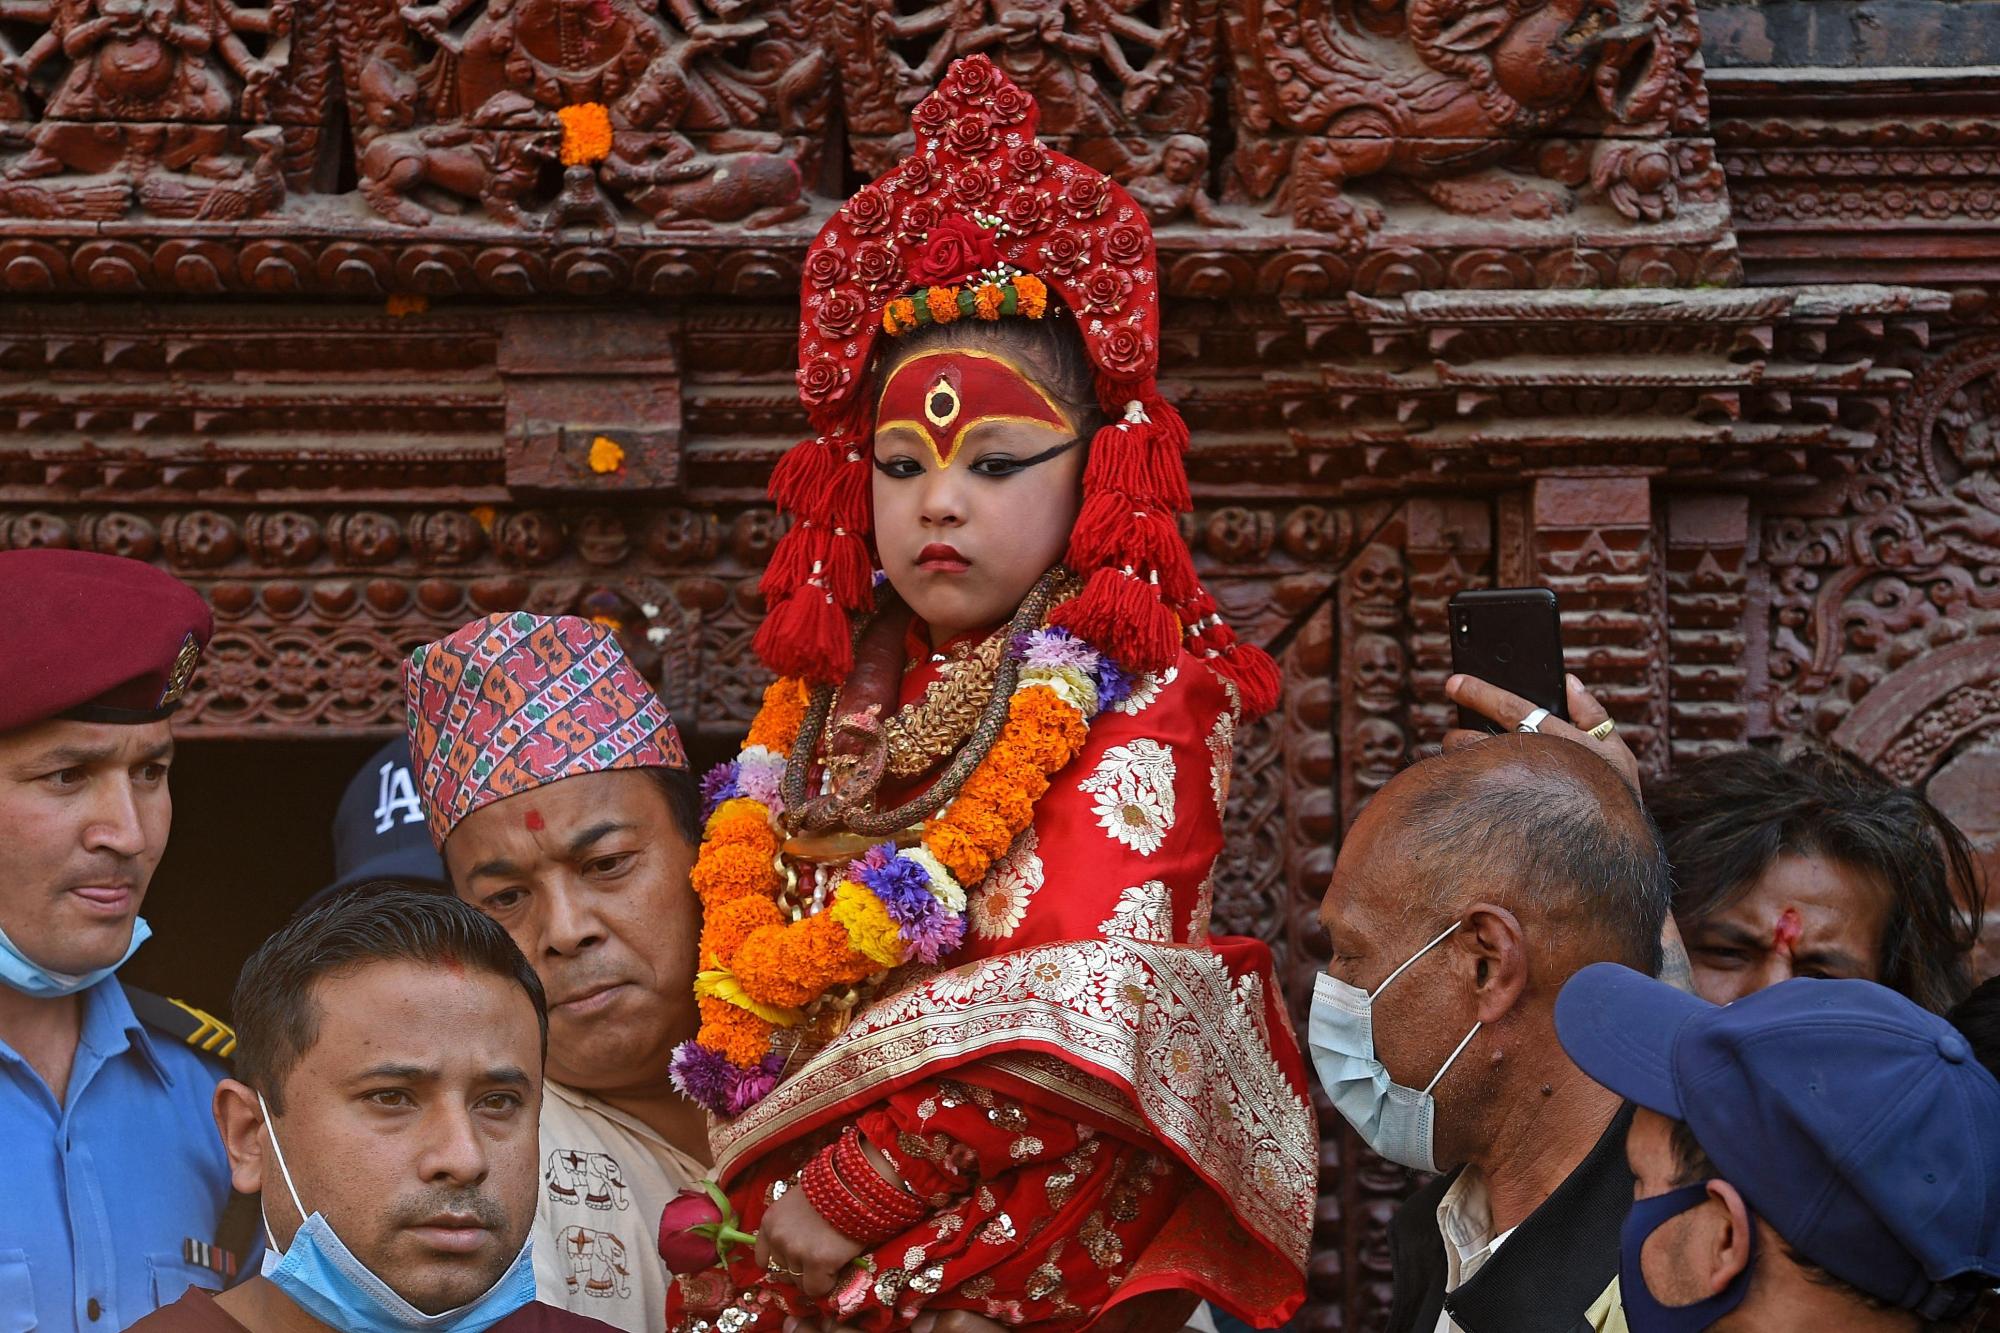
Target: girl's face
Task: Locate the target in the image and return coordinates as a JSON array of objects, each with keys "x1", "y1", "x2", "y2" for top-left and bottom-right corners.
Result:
[{"x1": 871, "y1": 347, "x2": 1087, "y2": 643}]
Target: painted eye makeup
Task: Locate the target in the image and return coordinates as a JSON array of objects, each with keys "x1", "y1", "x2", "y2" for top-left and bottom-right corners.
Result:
[
  {"x1": 872, "y1": 454, "x2": 925, "y2": 479},
  {"x1": 968, "y1": 436, "x2": 1082, "y2": 479}
]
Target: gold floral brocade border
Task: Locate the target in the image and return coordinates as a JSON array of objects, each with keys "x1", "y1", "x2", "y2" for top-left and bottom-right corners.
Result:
[{"x1": 710, "y1": 938, "x2": 1317, "y2": 1270}]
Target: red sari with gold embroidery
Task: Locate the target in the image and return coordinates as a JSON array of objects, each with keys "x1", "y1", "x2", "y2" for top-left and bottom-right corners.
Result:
[{"x1": 672, "y1": 639, "x2": 1317, "y2": 1331}]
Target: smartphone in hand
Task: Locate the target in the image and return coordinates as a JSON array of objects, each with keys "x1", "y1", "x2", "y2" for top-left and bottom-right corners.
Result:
[{"x1": 1448, "y1": 587, "x2": 1568, "y2": 734}]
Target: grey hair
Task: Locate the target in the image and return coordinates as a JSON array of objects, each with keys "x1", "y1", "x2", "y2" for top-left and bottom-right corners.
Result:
[{"x1": 1391, "y1": 738, "x2": 1671, "y2": 973}]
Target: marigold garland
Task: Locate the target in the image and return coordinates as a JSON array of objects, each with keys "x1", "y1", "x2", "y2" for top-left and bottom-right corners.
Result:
[
  {"x1": 926, "y1": 285, "x2": 962, "y2": 324},
  {"x1": 670, "y1": 625, "x2": 1126, "y2": 1116}
]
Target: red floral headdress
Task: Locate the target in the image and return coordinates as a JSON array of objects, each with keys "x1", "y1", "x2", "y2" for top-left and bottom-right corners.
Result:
[{"x1": 759, "y1": 55, "x2": 1278, "y2": 717}]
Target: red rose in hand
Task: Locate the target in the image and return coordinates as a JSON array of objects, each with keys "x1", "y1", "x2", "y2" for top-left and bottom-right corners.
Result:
[
  {"x1": 1098, "y1": 325, "x2": 1151, "y2": 376},
  {"x1": 1103, "y1": 222, "x2": 1149, "y2": 267},
  {"x1": 815, "y1": 288, "x2": 867, "y2": 338},
  {"x1": 658, "y1": 1182, "x2": 756, "y2": 1275},
  {"x1": 908, "y1": 215, "x2": 1001, "y2": 286},
  {"x1": 803, "y1": 248, "x2": 847, "y2": 290},
  {"x1": 846, "y1": 185, "x2": 893, "y2": 236}
]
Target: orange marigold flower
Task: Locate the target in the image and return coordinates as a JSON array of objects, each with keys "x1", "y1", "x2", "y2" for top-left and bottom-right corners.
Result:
[
  {"x1": 701, "y1": 895, "x2": 786, "y2": 969},
  {"x1": 703, "y1": 801, "x2": 778, "y2": 854},
  {"x1": 733, "y1": 925, "x2": 823, "y2": 1008},
  {"x1": 799, "y1": 911, "x2": 875, "y2": 984},
  {"x1": 974, "y1": 283, "x2": 1006, "y2": 320},
  {"x1": 558, "y1": 103, "x2": 613, "y2": 167},
  {"x1": 927, "y1": 820, "x2": 996, "y2": 887},
  {"x1": 883, "y1": 299, "x2": 919, "y2": 336},
  {"x1": 926, "y1": 286, "x2": 963, "y2": 325},
  {"x1": 1014, "y1": 273, "x2": 1049, "y2": 319},
  {"x1": 698, "y1": 997, "x2": 775, "y2": 1067},
  {"x1": 691, "y1": 843, "x2": 780, "y2": 906},
  {"x1": 745, "y1": 678, "x2": 810, "y2": 752}
]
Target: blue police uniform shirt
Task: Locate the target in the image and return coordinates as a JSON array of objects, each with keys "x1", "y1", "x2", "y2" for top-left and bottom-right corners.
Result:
[{"x1": 0, "y1": 979, "x2": 240, "y2": 1333}]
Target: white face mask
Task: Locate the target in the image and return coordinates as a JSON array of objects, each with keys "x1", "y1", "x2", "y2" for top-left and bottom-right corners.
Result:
[{"x1": 1307, "y1": 921, "x2": 1483, "y2": 1173}]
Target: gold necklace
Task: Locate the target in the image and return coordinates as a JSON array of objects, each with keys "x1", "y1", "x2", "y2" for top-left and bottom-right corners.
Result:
[{"x1": 881, "y1": 626, "x2": 1010, "y2": 779}]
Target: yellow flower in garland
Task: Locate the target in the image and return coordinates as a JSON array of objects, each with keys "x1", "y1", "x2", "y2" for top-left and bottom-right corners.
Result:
[
  {"x1": 829, "y1": 881, "x2": 906, "y2": 969},
  {"x1": 558, "y1": 103, "x2": 613, "y2": 166}
]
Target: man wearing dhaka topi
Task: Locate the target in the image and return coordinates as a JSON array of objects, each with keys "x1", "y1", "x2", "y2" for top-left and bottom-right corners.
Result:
[
  {"x1": 656, "y1": 54, "x2": 1317, "y2": 1333},
  {"x1": 405, "y1": 611, "x2": 709, "y2": 1332}
]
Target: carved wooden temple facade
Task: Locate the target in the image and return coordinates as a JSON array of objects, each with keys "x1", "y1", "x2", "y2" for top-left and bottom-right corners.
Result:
[{"x1": 3, "y1": 0, "x2": 1998, "y2": 1322}]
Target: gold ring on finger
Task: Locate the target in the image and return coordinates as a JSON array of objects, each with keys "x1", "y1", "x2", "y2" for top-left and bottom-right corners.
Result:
[{"x1": 1588, "y1": 718, "x2": 1617, "y2": 741}]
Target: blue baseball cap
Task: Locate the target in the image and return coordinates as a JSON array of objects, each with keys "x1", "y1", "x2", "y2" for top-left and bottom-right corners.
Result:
[
  {"x1": 302, "y1": 736, "x2": 449, "y2": 917},
  {"x1": 1556, "y1": 963, "x2": 2000, "y2": 1317}
]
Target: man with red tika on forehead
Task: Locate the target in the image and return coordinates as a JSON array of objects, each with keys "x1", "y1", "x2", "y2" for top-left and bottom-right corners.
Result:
[{"x1": 659, "y1": 54, "x2": 1315, "y2": 1333}]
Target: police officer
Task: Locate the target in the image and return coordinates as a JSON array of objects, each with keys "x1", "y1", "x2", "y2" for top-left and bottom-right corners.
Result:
[{"x1": 0, "y1": 549, "x2": 250, "y2": 1331}]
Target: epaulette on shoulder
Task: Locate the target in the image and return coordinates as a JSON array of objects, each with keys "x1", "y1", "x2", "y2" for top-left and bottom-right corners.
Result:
[{"x1": 123, "y1": 985, "x2": 237, "y2": 1060}]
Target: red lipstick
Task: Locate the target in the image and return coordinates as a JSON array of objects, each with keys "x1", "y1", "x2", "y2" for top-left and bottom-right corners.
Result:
[{"x1": 917, "y1": 542, "x2": 970, "y2": 573}]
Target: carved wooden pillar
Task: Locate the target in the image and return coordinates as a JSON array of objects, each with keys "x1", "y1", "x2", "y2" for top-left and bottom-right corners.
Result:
[
  {"x1": 1665, "y1": 493, "x2": 1753, "y2": 764},
  {"x1": 1528, "y1": 476, "x2": 1667, "y2": 775}
]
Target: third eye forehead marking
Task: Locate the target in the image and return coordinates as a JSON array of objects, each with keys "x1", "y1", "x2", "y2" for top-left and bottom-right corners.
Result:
[{"x1": 924, "y1": 376, "x2": 961, "y2": 432}]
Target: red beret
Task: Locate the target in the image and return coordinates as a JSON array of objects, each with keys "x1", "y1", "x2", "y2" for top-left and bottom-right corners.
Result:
[{"x1": 0, "y1": 550, "x2": 213, "y2": 734}]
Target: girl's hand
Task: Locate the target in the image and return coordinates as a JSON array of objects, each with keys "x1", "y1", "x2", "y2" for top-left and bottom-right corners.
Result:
[{"x1": 755, "y1": 1183, "x2": 866, "y2": 1300}]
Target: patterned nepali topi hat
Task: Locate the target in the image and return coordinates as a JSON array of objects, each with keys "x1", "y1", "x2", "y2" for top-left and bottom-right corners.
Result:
[
  {"x1": 404, "y1": 612, "x2": 688, "y2": 847},
  {"x1": 760, "y1": 53, "x2": 1279, "y2": 716}
]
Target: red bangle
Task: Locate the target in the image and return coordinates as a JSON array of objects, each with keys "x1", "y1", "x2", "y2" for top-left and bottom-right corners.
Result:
[
  {"x1": 801, "y1": 1145, "x2": 918, "y2": 1246},
  {"x1": 832, "y1": 1128, "x2": 925, "y2": 1218}
]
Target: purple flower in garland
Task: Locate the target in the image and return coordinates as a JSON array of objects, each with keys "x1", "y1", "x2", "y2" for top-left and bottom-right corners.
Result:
[
  {"x1": 1014, "y1": 626, "x2": 1100, "y2": 674},
  {"x1": 1092, "y1": 655, "x2": 1134, "y2": 711},
  {"x1": 901, "y1": 907, "x2": 965, "y2": 965},
  {"x1": 737, "y1": 751, "x2": 785, "y2": 811},
  {"x1": 699, "y1": 761, "x2": 741, "y2": 821},
  {"x1": 726, "y1": 1053, "x2": 785, "y2": 1115},
  {"x1": 669, "y1": 1040, "x2": 736, "y2": 1115},
  {"x1": 853, "y1": 848, "x2": 936, "y2": 924}
]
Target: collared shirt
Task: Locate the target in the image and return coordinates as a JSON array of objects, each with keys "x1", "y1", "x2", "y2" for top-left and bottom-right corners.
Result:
[
  {"x1": 531, "y1": 1080, "x2": 706, "y2": 1333},
  {"x1": 1433, "y1": 1169, "x2": 1517, "y2": 1333},
  {"x1": 0, "y1": 979, "x2": 238, "y2": 1333}
]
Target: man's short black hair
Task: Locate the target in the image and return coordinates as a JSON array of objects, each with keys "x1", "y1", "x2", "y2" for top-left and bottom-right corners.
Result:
[
  {"x1": 233, "y1": 881, "x2": 547, "y2": 1113},
  {"x1": 1649, "y1": 746, "x2": 1982, "y2": 1013}
]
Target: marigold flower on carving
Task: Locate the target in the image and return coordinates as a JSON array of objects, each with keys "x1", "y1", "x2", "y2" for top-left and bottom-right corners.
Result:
[
  {"x1": 587, "y1": 436, "x2": 625, "y2": 474},
  {"x1": 1079, "y1": 738, "x2": 1177, "y2": 855},
  {"x1": 557, "y1": 103, "x2": 613, "y2": 166}
]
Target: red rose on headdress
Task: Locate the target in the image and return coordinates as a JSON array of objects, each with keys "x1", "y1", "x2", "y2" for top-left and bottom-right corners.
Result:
[
  {"x1": 1078, "y1": 266, "x2": 1133, "y2": 315},
  {"x1": 852, "y1": 240, "x2": 904, "y2": 293},
  {"x1": 799, "y1": 355, "x2": 852, "y2": 404},
  {"x1": 1098, "y1": 326, "x2": 1150, "y2": 376},
  {"x1": 990, "y1": 83, "x2": 1033, "y2": 126},
  {"x1": 804, "y1": 248, "x2": 847, "y2": 290},
  {"x1": 945, "y1": 114, "x2": 997, "y2": 157},
  {"x1": 900, "y1": 156, "x2": 934, "y2": 195},
  {"x1": 816, "y1": 288, "x2": 867, "y2": 338},
  {"x1": 1041, "y1": 230, "x2": 1091, "y2": 277},
  {"x1": 947, "y1": 55, "x2": 1000, "y2": 102},
  {"x1": 1005, "y1": 143, "x2": 1047, "y2": 184},
  {"x1": 949, "y1": 165, "x2": 996, "y2": 209},
  {"x1": 1000, "y1": 188, "x2": 1050, "y2": 234},
  {"x1": 1061, "y1": 174, "x2": 1110, "y2": 220},
  {"x1": 846, "y1": 186, "x2": 893, "y2": 236},
  {"x1": 900, "y1": 198, "x2": 946, "y2": 244},
  {"x1": 908, "y1": 215, "x2": 1000, "y2": 286},
  {"x1": 1103, "y1": 222, "x2": 1149, "y2": 267},
  {"x1": 913, "y1": 97, "x2": 951, "y2": 139}
]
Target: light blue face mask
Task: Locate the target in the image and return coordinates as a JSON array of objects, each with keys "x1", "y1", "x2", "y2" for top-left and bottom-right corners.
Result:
[
  {"x1": 1307, "y1": 920, "x2": 1483, "y2": 1174},
  {"x1": 258, "y1": 1094, "x2": 536, "y2": 1333},
  {"x1": 0, "y1": 916, "x2": 151, "y2": 998}
]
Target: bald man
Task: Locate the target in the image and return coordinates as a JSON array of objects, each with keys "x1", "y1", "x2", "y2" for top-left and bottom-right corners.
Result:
[{"x1": 1310, "y1": 735, "x2": 1671, "y2": 1333}]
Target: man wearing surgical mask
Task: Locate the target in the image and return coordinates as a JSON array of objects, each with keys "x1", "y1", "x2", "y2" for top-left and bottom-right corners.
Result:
[
  {"x1": 1310, "y1": 735, "x2": 1672, "y2": 1333},
  {"x1": 127, "y1": 884, "x2": 619, "y2": 1333}
]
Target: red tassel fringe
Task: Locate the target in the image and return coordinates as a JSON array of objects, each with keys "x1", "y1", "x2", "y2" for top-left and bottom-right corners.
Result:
[
  {"x1": 1051, "y1": 566, "x2": 1180, "y2": 674},
  {"x1": 754, "y1": 587, "x2": 852, "y2": 683}
]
